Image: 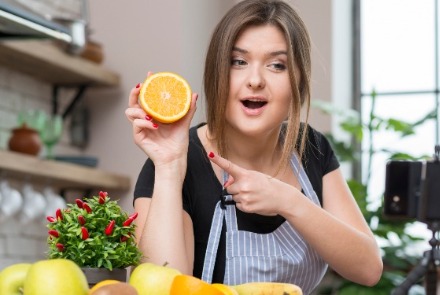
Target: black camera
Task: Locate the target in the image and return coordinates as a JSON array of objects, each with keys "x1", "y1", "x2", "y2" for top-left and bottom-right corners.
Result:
[{"x1": 384, "y1": 146, "x2": 440, "y2": 222}]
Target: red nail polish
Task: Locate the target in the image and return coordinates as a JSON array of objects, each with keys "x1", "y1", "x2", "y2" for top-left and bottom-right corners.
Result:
[
  {"x1": 208, "y1": 152, "x2": 215, "y2": 158},
  {"x1": 145, "y1": 115, "x2": 152, "y2": 121},
  {"x1": 152, "y1": 123, "x2": 158, "y2": 128},
  {"x1": 136, "y1": 83, "x2": 141, "y2": 88}
]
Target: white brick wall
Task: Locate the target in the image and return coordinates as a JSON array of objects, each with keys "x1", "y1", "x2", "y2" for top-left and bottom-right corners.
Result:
[{"x1": 0, "y1": 67, "x2": 73, "y2": 269}]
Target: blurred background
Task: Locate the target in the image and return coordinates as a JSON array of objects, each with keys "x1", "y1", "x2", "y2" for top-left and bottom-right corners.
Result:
[{"x1": 0, "y1": 0, "x2": 438, "y2": 293}]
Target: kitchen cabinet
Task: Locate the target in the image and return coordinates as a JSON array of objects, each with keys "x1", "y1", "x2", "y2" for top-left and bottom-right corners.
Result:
[{"x1": 0, "y1": 150, "x2": 130, "y2": 191}]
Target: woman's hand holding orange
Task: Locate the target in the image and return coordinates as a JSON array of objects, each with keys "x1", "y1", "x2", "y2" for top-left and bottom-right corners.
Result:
[{"x1": 125, "y1": 72, "x2": 198, "y2": 166}]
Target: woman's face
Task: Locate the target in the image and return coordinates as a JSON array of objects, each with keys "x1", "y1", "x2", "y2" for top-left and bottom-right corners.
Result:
[{"x1": 225, "y1": 24, "x2": 292, "y2": 137}]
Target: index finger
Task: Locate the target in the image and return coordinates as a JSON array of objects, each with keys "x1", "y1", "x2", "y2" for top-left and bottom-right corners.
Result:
[
  {"x1": 128, "y1": 84, "x2": 141, "y2": 108},
  {"x1": 208, "y1": 151, "x2": 243, "y2": 178}
]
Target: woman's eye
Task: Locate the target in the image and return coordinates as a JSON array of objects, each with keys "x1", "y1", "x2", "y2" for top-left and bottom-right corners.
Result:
[
  {"x1": 270, "y1": 62, "x2": 287, "y2": 71},
  {"x1": 231, "y1": 59, "x2": 247, "y2": 66}
]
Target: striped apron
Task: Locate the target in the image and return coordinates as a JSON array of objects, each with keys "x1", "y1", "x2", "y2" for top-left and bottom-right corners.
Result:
[{"x1": 201, "y1": 154, "x2": 327, "y2": 295}]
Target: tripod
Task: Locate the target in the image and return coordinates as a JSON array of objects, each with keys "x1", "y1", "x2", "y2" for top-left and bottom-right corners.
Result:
[{"x1": 391, "y1": 223, "x2": 439, "y2": 295}]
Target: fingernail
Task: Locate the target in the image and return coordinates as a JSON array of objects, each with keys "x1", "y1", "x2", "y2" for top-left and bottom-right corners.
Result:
[
  {"x1": 136, "y1": 83, "x2": 141, "y2": 88},
  {"x1": 145, "y1": 115, "x2": 152, "y2": 121},
  {"x1": 208, "y1": 152, "x2": 215, "y2": 158},
  {"x1": 152, "y1": 123, "x2": 158, "y2": 128}
]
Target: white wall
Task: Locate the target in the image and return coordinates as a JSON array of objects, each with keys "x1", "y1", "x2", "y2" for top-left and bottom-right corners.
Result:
[
  {"x1": 83, "y1": 0, "x2": 235, "y2": 211},
  {"x1": 0, "y1": 0, "x2": 352, "y2": 269}
]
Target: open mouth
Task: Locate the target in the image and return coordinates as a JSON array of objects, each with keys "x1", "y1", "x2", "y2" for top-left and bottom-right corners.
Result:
[{"x1": 241, "y1": 99, "x2": 267, "y2": 109}]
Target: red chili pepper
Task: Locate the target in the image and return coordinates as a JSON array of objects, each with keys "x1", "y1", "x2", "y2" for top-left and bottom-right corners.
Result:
[
  {"x1": 98, "y1": 191, "x2": 108, "y2": 204},
  {"x1": 55, "y1": 208, "x2": 63, "y2": 221},
  {"x1": 81, "y1": 227, "x2": 89, "y2": 240},
  {"x1": 129, "y1": 212, "x2": 139, "y2": 220},
  {"x1": 56, "y1": 243, "x2": 65, "y2": 252},
  {"x1": 46, "y1": 216, "x2": 56, "y2": 223},
  {"x1": 83, "y1": 203, "x2": 92, "y2": 214},
  {"x1": 120, "y1": 234, "x2": 130, "y2": 242},
  {"x1": 122, "y1": 212, "x2": 139, "y2": 226},
  {"x1": 78, "y1": 215, "x2": 86, "y2": 226},
  {"x1": 48, "y1": 230, "x2": 59, "y2": 238},
  {"x1": 105, "y1": 220, "x2": 115, "y2": 236},
  {"x1": 122, "y1": 218, "x2": 134, "y2": 227},
  {"x1": 75, "y1": 199, "x2": 84, "y2": 208}
]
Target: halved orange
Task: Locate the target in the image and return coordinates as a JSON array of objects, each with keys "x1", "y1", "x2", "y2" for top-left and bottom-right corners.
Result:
[
  {"x1": 170, "y1": 274, "x2": 223, "y2": 295},
  {"x1": 138, "y1": 72, "x2": 192, "y2": 123}
]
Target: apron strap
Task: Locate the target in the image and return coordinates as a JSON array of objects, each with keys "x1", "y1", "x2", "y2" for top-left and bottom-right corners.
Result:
[
  {"x1": 290, "y1": 154, "x2": 320, "y2": 205},
  {"x1": 201, "y1": 201, "x2": 225, "y2": 283},
  {"x1": 201, "y1": 172, "x2": 236, "y2": 283}
]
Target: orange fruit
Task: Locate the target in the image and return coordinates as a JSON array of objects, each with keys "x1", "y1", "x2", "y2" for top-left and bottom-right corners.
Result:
[
  {"x1": 89, "y1": 280, "x2": 120, "y2": 294},
  {"x1": 212, "y1": 283, "x2": 239, "y2": 295},
  {"x1": 138, "y1": 72, "x2": 192, "y2": 123},
  {"x1": 170, "y1": 274, "x2": 223, "y2": 295}
]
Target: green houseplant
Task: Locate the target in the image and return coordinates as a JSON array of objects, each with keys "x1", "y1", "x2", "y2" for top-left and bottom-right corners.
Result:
[
  {"x1": 46, "y1": 191, "x2": 143, "y2": 285},
  {"x1": 312, "y1": 91, "x2": 437, "y2": 294}
]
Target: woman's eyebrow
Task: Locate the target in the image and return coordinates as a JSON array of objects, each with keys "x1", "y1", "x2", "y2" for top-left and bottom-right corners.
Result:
[
  {"x1": 232, "y1": 46, "x2": 287, "y2": 57},
  {"x1": 269, "y1": 50, "x2": 288, "y2": 57},
  {"x1": 232, "y1": 46, "x2": 248, "y2": 54}
]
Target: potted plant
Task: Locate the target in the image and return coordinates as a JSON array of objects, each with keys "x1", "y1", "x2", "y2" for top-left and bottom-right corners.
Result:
[{"x1": 46, "y1": 191, "x2": 143, "y2": 286}]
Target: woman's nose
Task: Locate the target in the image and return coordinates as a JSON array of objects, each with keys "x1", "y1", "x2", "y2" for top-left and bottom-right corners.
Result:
[{"x1": 247, "y1": 68, "x2": 265, "y2": 89}]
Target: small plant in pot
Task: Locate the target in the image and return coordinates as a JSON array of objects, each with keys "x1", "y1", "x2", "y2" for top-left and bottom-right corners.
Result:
[{"x1": 46, "y1": 191, "x2": 143, "y2": 287}]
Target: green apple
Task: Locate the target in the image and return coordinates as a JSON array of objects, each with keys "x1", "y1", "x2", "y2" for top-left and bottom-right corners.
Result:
[
  {"x1": 23, "y1": 259, "x2": 89, "y2": 295},
  {"x1": 0, "y1": 263, "x2": 32, "y2": 295},
  {"x1": 129, "y1": 262, "x2": 181, "y2": 295}
]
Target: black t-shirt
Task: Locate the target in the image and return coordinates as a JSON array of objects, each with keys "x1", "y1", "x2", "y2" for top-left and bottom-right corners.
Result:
[{"x1": 134, "y1": 122, "x2": 339, "y2": 283}]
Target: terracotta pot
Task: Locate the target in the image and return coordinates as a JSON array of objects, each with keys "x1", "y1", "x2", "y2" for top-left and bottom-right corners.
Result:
[
  {"x1": 81, "y1": 267, "x2": 128, "y2": 288},
  {"x1": 8, "y1": 124, "x2": 42, "y2": 156},
  {"x1": 80, "y1": 40, "x2": 104, "y2": 64}
]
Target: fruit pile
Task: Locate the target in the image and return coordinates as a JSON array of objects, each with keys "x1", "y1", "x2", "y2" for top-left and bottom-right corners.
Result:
[{"x1": 0, "y1": 259, "x2": 303, "y2": 295}]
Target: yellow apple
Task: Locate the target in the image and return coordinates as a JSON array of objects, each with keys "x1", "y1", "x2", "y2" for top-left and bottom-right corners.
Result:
[
  {"x1": 0, "y1": 263, "x2": 32, "y2": 295},
  {"x1": 23, "y1": 259, "x2": 89, "y2": 295},
  {"x1": 129, "y1": 262, "x2": 181, "y2": 295}
]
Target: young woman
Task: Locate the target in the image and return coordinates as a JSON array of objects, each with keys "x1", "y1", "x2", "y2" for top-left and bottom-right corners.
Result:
[{"x1": 125, "y1": 0, "x2": 383, "y2": 293}]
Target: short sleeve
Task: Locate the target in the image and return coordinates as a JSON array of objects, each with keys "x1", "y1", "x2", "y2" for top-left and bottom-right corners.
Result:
[
  {"x1": 302, "y1": 126, "x2": 340, "y2": 205},
  {"x1": 133, "y1": 158, "x2": 155, "y2": 203},
  {"x1": 313, "y1": 129, "x2": 340, "y2": 175}
]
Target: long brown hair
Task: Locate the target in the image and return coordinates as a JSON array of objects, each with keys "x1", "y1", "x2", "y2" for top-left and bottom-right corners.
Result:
[{"x1": 203, "y1": 0, "x2": 311, "y2": 171}]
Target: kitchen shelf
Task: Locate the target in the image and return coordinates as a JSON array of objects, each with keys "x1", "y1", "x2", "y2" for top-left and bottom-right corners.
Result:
[
  {"x1": 0, "y1": 40, "x2": 119, "y2": 86},
  {"x1": 0, "y1": 150, "x2": 130, "y2": 191}
]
